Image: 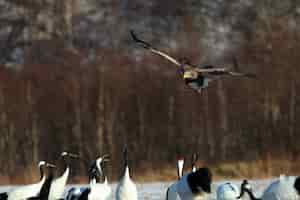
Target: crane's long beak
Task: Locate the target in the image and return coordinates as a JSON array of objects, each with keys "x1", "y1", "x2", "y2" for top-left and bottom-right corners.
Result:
[
  {"x1": 68, "y1": 153, "x2": 80, "y2": 159},
  {"x1": 244, "y1": 73, "x2": 257, "y2": 79},
  {"x1": 46, "y1": 163, "x2": 56, "y2": 168},
  {"x1": 102, "y1": 154, "x2": 110, "y2": 162}
]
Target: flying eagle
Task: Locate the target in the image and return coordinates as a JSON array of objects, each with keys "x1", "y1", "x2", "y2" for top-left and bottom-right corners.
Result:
[{"x1": 130, "y1": 31, "x2": 256, "y2": 94}]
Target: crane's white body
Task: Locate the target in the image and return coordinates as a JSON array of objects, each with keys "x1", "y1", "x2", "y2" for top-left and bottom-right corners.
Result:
[
  {"x1": 48, "y1": 167, "x2": 69, "y2": 200},
  {"x1": 8, "y1": 176, "x2": 46, "y2": 200},
  {"x1": 166, "y1": 183, "x2": 180, "y2": 200},
  {"x1": 116, "y1": 167, "x2": 138, "y2": 200},
  {"x1": 66, "y1": 187, "x2": 86, "y2": 200},
  {"x1": 176, "y1": 175, "x2": 209, "y2": 200},
  {"x1": 66, "y1": 155, "x2": 112, "y2": 200},
  {"x1": 88, "y1": 178, "x2": 112, "y2": 200},
  {"x1": 166, "y1": 159, "x2": 184, "y2": 200},
  {"x1": 66, "y1": 179, "x2": 112, "y2": 200},
  {"x1": 262, "y1": 175, "x2": 299, "y2": 200},
  {"x1": 216, "y1": 182, "x2": 240, "y2": 200}
]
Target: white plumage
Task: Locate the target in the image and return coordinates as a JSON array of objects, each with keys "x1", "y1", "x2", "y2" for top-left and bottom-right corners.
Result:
[
  {"x1": 166, "y1": 158, "x2": 184, "y2": 200},
  {"x1": 66, "y1": 155, "x2": 112, "y2": 200},
  {"x1": 116, "y1": 166, "x2": 138, "y2": 200},
  {"x1": 167, "y1": 183, "x2": 180, "y2": 200},
  {"x1": 216, "y1": 182, "x2": 240, "y2": 200},
  {"x1": 239, "y1": 176, "x2": 300, "y2": 200},
  {"x1": 176, "y1": 167, "x2": 212, "y2": 200},
  {"x1": 48, "y1": 167, "x2": 69, "y2": 200},
  {"x1": 116, "y1": 147, "x2": 138, "y2": 200},
  {"x1": 87, "y1": 155, "x2": 112, "y2": 200},
  {"x1": 7, "y1": 161, "x2": 47, "y2": 200},
  {"x1": 8, "y1": 177, "x2": 45, "y2": 200},
  {"x1": 88, "y1": 178, "x2": 112, "y2": 200},
  {"x1": 49, "y1": 151, "x2": 79, "y2": 200},
  {"x1": 262, "y1": 175, "x2": 299, "y2": 200},
  {"x1": 177, "y1": 174, "x2": 199, "y2": 200}
]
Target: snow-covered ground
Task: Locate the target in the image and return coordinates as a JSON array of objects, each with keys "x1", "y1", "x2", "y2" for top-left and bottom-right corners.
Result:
[{"x1": 0, "y1": 179, "x2": 274, "y2": 200}]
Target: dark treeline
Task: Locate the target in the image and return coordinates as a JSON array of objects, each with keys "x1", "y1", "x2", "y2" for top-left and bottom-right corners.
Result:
[{"x1": 0, "y1": 0, "x2": 300, "y2": 183}]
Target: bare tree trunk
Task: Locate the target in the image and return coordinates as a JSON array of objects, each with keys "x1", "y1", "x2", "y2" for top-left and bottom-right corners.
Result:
[
  {"x1": 289, "y1": 81, "x2": 296, "y2": 140},
  {"x1": 105, "y1": 93, "x2": 118, "y2": 159},
  {"x1": 288, "y1": 80, "x2": 296, "y2": 172},
  {"x1": 167, "y1": 96, "x2": 175, "y2": 147},
  {"x1": 8, "y1": 122, "x2": 16, "y2": 177},
  {"x1": 0, "y1": 88, "x2": 7, "y2": 171},
  {"x1": 71, "y1": 74, "x2": 84, "y2": 172},
  {"x1": 137, "y1": 96, "x2": 146, "y2": 154},
  {"x1": 25, "y1": 80, "x2": 39, "y2": 169},
  {"x1": 96, "y1": 62, "x2": 105, "y2": 154},
  {"x1": 217, "y1": 80, "x2": 228, "y2": 161},
  {"x1": 31, "y1": 113, "x2": 39, "y2": 167},
  {"x1": 203, "y1": 93, "x2": 214, "y2": 160}
]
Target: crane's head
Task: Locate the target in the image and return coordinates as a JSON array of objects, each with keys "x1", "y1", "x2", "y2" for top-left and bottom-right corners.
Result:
[
  {"x1": 95, "y1": 154, "x2": 110, "y2": 176},
  {"x1": 38, "y1": 161, "x2": 46, "y2": 167},
  {"x1": 61, "y1": 151, "x2": 80, "y2": 159}
]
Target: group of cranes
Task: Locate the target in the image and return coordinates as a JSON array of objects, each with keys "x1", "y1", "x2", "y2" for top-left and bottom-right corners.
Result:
[
  {"x1": 236, "y1": 176, "x2": 300, "y2": 200},
  {"x1": 2, "y1": 151, "x2": 299, "y2": 200},
  {"x1": 165, "y1": 153, "x2": 300, "y2": 200},
  {"x1": 66, "y1": 147, "x2": 138, "y2": 200},
  {"x1": 0, "y1": 148, "x2": 138, "y2": 200},
  {"x1": 0, "y1": 152, "x2": 77, "y2": 200},
  {"x1": 166, "y1": 154, "x2": 212, "y2": 200},
  {"x1": 67, "y1": 147, "x2": 137, "y2": 200}
]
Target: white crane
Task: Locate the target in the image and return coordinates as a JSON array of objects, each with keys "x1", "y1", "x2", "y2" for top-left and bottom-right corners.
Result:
[
  {"x1": 191, "y1": 153, "x2": 198, "y2": 173},
  {"x1": 88, "y1": 155, "x2": 112, "y2": 200},
  {"x1": 238, "y1": 176, "x2": 300, "y2": 200},
  {"x1": 216, "y1": 182, "x2": 240, "y2": 200},
  {"x1": 176, "y1": 167, "x2": 212, "y2": 200},
  {"x1": 1, "y1": 161, "x2": 48, "y2": 200},
  {"x1": 27, "y1": 162, "x2": 57, "y2": 200},
  {"x1": 166, "y1": 157, "x2": 184, "y2": 200},
  {"x1": 116, "y1": 147, "x2": 138, "y2": 200},
  {"x1": 48, "y1": 151, "x2": 79, "y2": 200},
  {"x1": 66, "y1": 155, "x2": 112, "y2": 200}
]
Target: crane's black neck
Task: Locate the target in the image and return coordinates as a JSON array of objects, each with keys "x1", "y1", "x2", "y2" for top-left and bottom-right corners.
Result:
[
  {"x1": 238, "y1": 180, "x2": 261, "y2": 200},
  {"x1": 88, "y1": 160, "x2": 99, "y2": 183},
  {"x1": 39, "y1": 165, "x2": 44, "y2": 180},
  {"x1": 28, "y1": 167, "x2": 55, "y2": 200},
  {"x1": 191, "y1": 153, "x2": 198, "y2": 172},
  {"x1": 59, "y1": 156, "x2": 69, "y2": 176},
  {"x1": 123, "y1": 147, "x2": 129, "y2": 170},
  {"x1": 244, "y1": 188, "x2": 261, "y2": 200},
  {"x1": 39, "y1": 168, "x2": 54, "y2": 200}
]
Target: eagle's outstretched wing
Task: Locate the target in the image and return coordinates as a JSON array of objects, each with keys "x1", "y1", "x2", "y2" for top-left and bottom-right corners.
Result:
[
  {"x1": 130, "y1": 30, "x2": 181, "y2": 67},
  {"x1": 194, "y1": 64, "x2": 256, "y2": 78}
]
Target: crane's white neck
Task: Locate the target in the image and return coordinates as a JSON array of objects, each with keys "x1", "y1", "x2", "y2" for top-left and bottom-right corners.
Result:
[
  {"x1": 104, "y1": 176, "x2": 108, "y2": 184},
  {"x1": 177, "y1": 159, "x2": 184, "y2": 179},
  {"x1": 192, "y1": 166, "x2": 197, "y2": 173},
  {"x1": 124, "y1": 166, "x2": 130, "y2": 179}
]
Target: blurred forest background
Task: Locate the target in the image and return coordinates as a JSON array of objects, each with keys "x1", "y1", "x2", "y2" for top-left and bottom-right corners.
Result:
[{"x1": 0, "y1": 0, "x2": 300, "y2": 184}]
